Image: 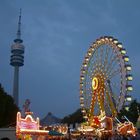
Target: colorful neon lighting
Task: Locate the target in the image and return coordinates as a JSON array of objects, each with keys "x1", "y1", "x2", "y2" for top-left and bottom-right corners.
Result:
[{"x1": 16, "y1": 112, "x2": 49, "y2": 136}]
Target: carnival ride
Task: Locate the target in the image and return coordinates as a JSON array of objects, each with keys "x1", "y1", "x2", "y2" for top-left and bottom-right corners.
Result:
[{"x1": 79, "y1": 36, "x2": 135, "y2": 136}]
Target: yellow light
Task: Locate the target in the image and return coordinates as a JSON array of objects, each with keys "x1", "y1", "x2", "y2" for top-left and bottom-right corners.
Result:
[
  {"x1": 109, "y1": 37, "x2": 113, "y2": 41},
  {"x1": 126, "y1": 75, "x2": 133, "y2": 81},
  {"x1": 92, "y1": 77, "x2": 98, "y2": 90},
  {"x1": 83, "y1": 63, "x2": 87, "y2": 67},
  {"x1": 123, "y1": 56, "x2": 129, "y2": 62},
  {"x1": 126, "y1": 96, "x2": 132, "y2": 102},
  {"x1": 81, "y1": 76, "x2": 84, "y2": 80},
  {"x1": 96, "y1": 39, "x2": 101, "y2": 44},
  {"x1": 82, "y1": 110, "x2": 85, "y2": 113},
  {"x1": 85, "y1": 56, "x2": 89, "y2": 61},
  {"x1": 125, "y1": 65, "x2": 132, "y2": 71},
  {"x1": 88, "y1": 52, "x2": 92, "y2": 56},
  {"x1": 127, "y1": 85, "x2": 133, "y2": 91},
  {"x1": 125, "y1": 106, "x2": 129, "y2": 111},
  {"x1": 121, "y1": 48, "x2": 126, "y2": 54},
  {"x1": 113, "y1": 39, "x2": 118, "y2": 44},
  {"x1": 117, "y1": 43, "x2": 123, "y2": 48}
]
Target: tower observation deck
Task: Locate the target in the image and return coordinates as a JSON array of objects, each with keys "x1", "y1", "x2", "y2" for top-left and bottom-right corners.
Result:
[{"x1": 10, "y1": 9, "x2": 24, "y2": 106}]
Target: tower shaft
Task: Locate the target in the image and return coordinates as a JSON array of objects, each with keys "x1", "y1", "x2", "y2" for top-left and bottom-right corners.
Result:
[{"x1": 13, "y1": 66, "x2": 19, "y2": 106}]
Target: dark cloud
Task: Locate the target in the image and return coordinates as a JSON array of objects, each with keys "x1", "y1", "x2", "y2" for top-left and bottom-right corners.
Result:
[{"x1": 0, "y1": 0, "x2": 140, "y2": 118}]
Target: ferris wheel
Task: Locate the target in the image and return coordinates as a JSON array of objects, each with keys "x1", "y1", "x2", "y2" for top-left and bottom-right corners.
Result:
[{"x1": 79, "y1": 36, "x2": 133, "y2": 124}]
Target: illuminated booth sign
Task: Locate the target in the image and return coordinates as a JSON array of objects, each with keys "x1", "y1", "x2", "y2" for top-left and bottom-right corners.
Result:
[{"x1": 16, "y1": 112, "x2": 49, "y2": 136}]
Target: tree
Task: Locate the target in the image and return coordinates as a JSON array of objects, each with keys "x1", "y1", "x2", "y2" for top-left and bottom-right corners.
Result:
[
  {"x1": 0, "y1": 84, "x2": 19, "y2": 127},
  {"x1": 118, "y1": 99, "x2": 140, "y2": 124},
  {"x1": 61, "y1": 109, "x2": 84, "y2": 126}
]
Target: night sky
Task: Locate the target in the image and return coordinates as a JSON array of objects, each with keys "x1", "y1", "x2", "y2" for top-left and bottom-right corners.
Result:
[{"x1": 0, "y1": 0, "x2": 140, "y2": 119}]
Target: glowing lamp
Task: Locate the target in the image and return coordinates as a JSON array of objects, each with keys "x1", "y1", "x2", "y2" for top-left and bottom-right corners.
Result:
[
  {"x1": 80, "y1": 102, "x2": 84, "y2": 107},
  {"x1": 125, "y1": 105, "x2": 129, "y2": 111},
  {"x1": 81, "y1": 69, "x2": 86, "y2": 74},
  {"x1": 80, "y1": 82, "x2": 84, "y2": 86},
  {"x1": 126, "y1": 74, "x2": 133, "y2": 81},
  {"x1": 88, "y1": 51, "x2": 92, "y2": 56},
  {"x1": 113, "y1": 39, "x2": 118, "y2": 44},
  {"x1": 100, "y1": 37, "x2": 105, "y2": 42},
  {"x1": 81, "y1": 75, "x2": 84, "y2": 80},
  {"x1": 85, "y1": 56, "x2": 89, "y2": 61},
  {"x1": 126, "y1": 95, "x2": 132, "y2": 102},
  {"x1": 125, "y1": 65, "x2": 132, "y2": 71},
  {"x1": 123, "y1": 56, "x2": 129, "y2": 62},
  {"x1": 83, "y1": 116, "x2": 88, "y2": 119},
  {"x1": 96, "y1": 39, "x2": 101, "y2": 44},
  {"x1": 80, "y1": 96, "x2": 84, "y2": 100},
  {"x1": 82, "y1": 110, "x2": 86, "y2": 113},
  {"x1": 80, "y1": 90, "x2": 83, "y2": 94},
  {"x1": 109, "y1": 37, "x2": 113, "y2": 41},
  {"x1": 103, "y1": 36, "x2": 108, "y2": 41},
  {"x1": 117, "y1": 43, "x2": 123, "y2": 48},
  {"x1": 83, "y1": 63, "x2": 87, "y2": 67},
  {"x1": 126, "y1": 85, "x2": 133, "y2": 91},
  {"x1": 121, "y1": 48, "x2": 126, "y2": 54},
  {"x1": 89, "y1": 46, "x2": 94, "y2": 51}
]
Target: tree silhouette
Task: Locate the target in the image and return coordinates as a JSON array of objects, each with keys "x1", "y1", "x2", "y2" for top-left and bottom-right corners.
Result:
[
  {"x1": 118, "y1": 99, "x2": 140, "y2": 124},
  {"x1": 0, "y1": 84, "x2": 19, "y2": 127},
  {"x1": 61, "y1": 108, "x2": 84, "y2": 126},
  {"x1": 61, "y1": 100, "x2": 140, "y2": 126}
]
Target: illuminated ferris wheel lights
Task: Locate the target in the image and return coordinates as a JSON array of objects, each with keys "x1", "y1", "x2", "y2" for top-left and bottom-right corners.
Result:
[
  {"x1": 80, "y1": 36, "x2": 133, "y2": 125},
  {"x1": 121, "y1": 48, "x2": 126, "y2": 55},
  {"x1": 88, "y1": 51, "x2": 92, "y2": 56},
  {"x1": 96, "y1": 39, "x2": 101, "y2": 44},
  {"x1": 123, "y1": 56, "x2": 129, "y2": 62},
  {"x1": 82, "y1": 110, "x2": 86, "y2": 113},
  {"x1": 124, "y1": 105, "x2": 129, "y2": 111},
  {"x1": 83, "y1": 62, "x2": 88, "y2": 67},
  {"x1": 80, "y1": 76, "x2": 85, "y2": 80},
  {"x1": 113, "y1": 39, "x2": 118, "y2": 44},
  {"x1": 90, "y1": 45, "x2": 95, "y2": 50},
  {"x1": 126, "y1": 74, "x2": 133, "y2": 81},
  {"x1": 84, "y1": 116, "x2": 88, "y2": 119},
  {"x1": 80, "y1": 96, "x2": 84, "y2": 100},
  {"x1": 126, "y1": 95, "x2": 132, "y2": 102},
  {"x1": 81, "y1": 69, "x2": 86, "y2": 74},
  {"x1": 117, "y1": 43, "x2": 123, "y2": 48},
  {"x1": 100, "y1": 37, "x2": 105, "y2": 42},
  {"x1": 109, "y1": 36, "x2": 113, "y2": 41},
  {"x1": 125, "y1": 64, "x2": 132, "y2": 71},
  {"x1": 85, "y1": 56, "x2": 89, "y2": 61},
  {"x1": 126, "y1": 85, "x2": 133, "y2": 91}
]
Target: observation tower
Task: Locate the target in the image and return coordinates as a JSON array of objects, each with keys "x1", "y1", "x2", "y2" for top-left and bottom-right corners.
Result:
[{"x1": 10, "y1": 9, "x2": 24, "y2": 106}]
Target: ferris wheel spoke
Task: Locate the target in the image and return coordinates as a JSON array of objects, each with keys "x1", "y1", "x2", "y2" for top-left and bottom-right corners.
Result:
[
  {"x1": 99, "y1": 46, "x2": 104, "y2": 65},
  {"x1": 108, "y1": 68, "x2": 120, "y2": 79},
  {"x1": 105, "y1": 54, "x2": 119, "y2": 74},
  {"x1": 110, "y1": 82, "x2": 120, "y2": 92},
  {"x1": 105, "y1": 86, "x2": 117, "y2": 116},
  {"x1": 103, "y1": 46, "x2": 111, "y2": 70},
  {"x1": 109, "y1": 82, "x2": 120, "y2": 102},
  {"x1": 105, "y1": 59, "x2": 119, "y2": 76}
]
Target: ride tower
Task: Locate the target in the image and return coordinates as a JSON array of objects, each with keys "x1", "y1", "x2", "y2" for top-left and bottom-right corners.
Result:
[{"x1": 10, "y1": 9, "x2": 24, "y2": 106}]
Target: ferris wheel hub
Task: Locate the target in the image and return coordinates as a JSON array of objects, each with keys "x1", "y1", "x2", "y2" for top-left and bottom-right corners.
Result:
[{"x1": 92, "y1": 77, "x2": 98, "y2": 90}]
